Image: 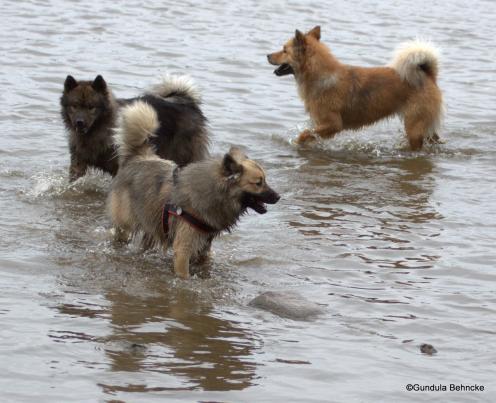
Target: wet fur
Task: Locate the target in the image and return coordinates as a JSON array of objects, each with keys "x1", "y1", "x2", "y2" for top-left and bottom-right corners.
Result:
[
  {"x1": 109, "y1": 102, "x2": 279, "y2": 279},
  {"x1": 60, "y1": 75, "x2": 209, "y2": 181},
  {"x1": 267, "y1": 27, "x2": 444, "y2": 150}
]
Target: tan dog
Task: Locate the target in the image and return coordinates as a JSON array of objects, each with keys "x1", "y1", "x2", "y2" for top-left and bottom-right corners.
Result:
[
  {"x1": 108, "y1": 102, "x2": 280, "y2": 279},
  {"x1": 267, "y1": 26, "x2": 444, "y2": 150}
]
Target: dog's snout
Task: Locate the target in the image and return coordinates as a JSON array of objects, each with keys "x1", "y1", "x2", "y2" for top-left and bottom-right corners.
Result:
[
  {"x1": 75, "y1": 119, "x2": 85, "y2": 128},
  {"x1": 267, "y1": 54, "x2": 271, "y2": 62},
  {"x1": 264, "y1": 187, "x2": 280, "y2": 204}
]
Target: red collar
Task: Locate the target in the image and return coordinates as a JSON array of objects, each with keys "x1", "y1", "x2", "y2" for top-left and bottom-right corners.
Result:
[{"x1": 162, "y1": 203, "x2": 218, "y2": 235}]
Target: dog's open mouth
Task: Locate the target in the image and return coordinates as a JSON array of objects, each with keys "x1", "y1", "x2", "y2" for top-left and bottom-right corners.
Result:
[
  {"x1": 274, "y1": 64, "x2": 294, "y2": 76},
  {"x1": 242, "y1": 190, "x2": 280, "y2": 215}
]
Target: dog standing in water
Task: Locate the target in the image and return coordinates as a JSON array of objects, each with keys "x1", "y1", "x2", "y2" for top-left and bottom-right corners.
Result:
[
  {"x1": 60, "y1": 75, "x2": 209, "y2": 181},
  {"x1": 268, "y1": 26, "x2": 443, "y2": 150},
  {"x1": 108, "y1": 102, "x2": 280, "y2": 279}
]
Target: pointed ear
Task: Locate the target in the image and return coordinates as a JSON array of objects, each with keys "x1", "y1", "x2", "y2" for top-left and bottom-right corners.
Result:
[
  {"x1": 308, "y1": 25, "x2": 321, "y2": 41},
  {"x1": 222, "y1": 149, "x2": 244, "y2": 177},
  {"x1": 228, "y1": 146, "x2": 247, "y2": 161},
  {"x1": 294, "y1": 29, "x2": 306, "y2": 49},
  {"x1": 64, "y1": 75, "x2": 78, "y2": 92},
  {"x1": 92, "y1": 75, "x2": 107, "y2": 93}
]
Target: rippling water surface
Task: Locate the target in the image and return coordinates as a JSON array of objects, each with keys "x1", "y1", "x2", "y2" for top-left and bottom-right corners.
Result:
[{"x1": 1, "y1": 1, "x2": 496, "y2": 402}]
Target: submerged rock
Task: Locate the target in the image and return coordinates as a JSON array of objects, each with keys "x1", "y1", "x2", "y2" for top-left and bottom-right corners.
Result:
[
  {"x1": 249, "y1": 291, "x2": 324, "y2": 321},
  {"x1": 104, "y1": 340, "x2": 147, "y2": 354},
  {"x1": 420, "y1": 343, "x2": 437, "y2": 355}
]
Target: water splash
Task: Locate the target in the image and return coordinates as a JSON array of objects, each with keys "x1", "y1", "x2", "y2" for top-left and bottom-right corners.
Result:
[
  {"x1": 272, "y1": 123, "x2": 453, "y2": 161},
  {"x1": 26, "y1": 169, "x2": 111, "y2": 199}
]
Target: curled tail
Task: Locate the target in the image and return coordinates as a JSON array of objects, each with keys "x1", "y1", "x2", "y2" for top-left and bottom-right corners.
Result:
[
  {"x1": 114, "y1": 101, "x2": 159, "y2": 164},
  {"x1": 391, "y1": 40, "x2": 440, "y2": 86},
  {"x1": 147, "y1": 74, "x2": 201, "y2": 103}
]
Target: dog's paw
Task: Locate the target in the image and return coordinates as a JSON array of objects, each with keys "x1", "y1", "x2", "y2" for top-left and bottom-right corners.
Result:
[
  {"x1": 427, "y1": 137, "x2": 446, "y2": 145},
  {"x1": 295, "y1": 129, "x2": 318, "y2": 145}
]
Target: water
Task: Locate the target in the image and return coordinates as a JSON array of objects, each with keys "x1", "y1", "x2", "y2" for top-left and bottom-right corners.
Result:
[{"x1": 1, "y1": 0, "x2": 496, "y2": 401}]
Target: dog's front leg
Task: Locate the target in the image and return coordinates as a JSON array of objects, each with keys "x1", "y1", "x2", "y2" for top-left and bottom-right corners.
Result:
[
  {"x1": 314, "y1": 122, "x2": 342, "y2": 139},
  {"x1": 174, "y1": 249, "x2": 191, "y2": 279},
  {"x1": 195, "y1": 237, "x2": 213, "y2": 265},
  {"x1": 296, "y1": 114, "x2": 343, "y2": 144},
  {"x1": 295, "y1": 129, "x2": 318, "y2": 145},
  {"x1": 173, "y1": 231, "x2": 193, "y2": 279},
  {"x1": 69, "y1": 156, "x2": 87, "y2": 182}
]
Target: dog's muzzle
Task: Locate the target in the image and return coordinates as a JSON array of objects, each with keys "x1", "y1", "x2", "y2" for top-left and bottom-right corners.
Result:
[
  {"x1": 74, "y1": 119, "x2": 88, "y2": 134},
  {"x1": 267, "y1": 54, "x2": 294, "y2": 76},
  {"x1": 273, "y1": 63, "x2": 294, "y2": 76},
  {"x1": 242, "y1": 188, "x2": 280, "y2": 214}
]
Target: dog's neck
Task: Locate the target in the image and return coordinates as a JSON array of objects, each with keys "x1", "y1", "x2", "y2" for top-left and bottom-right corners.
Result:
[
  {"x1": 296, "y1": 72, "x2": 339, "y2": 98},
  {"x1": 295, "y1": 45, "x2": 341, "y2": 101},
  {"x1": 172, "y1": 159, "x2": 244, "y2": 232}
]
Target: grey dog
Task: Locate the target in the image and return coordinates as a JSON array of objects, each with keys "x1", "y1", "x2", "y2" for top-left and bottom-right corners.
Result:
[{"x1": 108, "y1": 101, "x2": 280, "y2": 278}]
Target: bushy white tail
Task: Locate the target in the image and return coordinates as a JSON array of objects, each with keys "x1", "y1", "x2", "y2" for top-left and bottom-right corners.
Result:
[
  {"x1": 147, "y1": 74, "x2": 201, "y2": 103},
  {"x1": 391, "y1": 40, "x2": 440, "y2": 86},
  {"x1": 114, "y1": 101, "x2": 159, "y2": 163}
]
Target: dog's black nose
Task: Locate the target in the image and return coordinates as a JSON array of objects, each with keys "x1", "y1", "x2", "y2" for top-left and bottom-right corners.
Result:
[
  {"x1": 75, "y1": 119, "x2": 85, "y2": 128},
  {"x1": 264, "y1": 188, "x2": 280, "y2": 204},
  {"x1": 266, "y1": 54, "x2": 271, "y2": 62}
]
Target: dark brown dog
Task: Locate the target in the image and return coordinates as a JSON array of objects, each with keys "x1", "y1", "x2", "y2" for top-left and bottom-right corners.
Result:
[{"x1": 60, "y1": 75, "x2": 209, "y2": 181}]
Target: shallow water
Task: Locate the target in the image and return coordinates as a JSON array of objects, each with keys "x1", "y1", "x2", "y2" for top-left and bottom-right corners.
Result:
[{"x1": 1, "y1": 0, "x2": 496, "y2": 402}]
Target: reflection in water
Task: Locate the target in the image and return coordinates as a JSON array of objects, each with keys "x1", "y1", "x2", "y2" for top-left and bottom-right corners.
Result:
[
  {"x1": 41, "y1": 171, "x2": 259, "y2": 393},
  {"x1": 54, "y1": 288, "x2": 258, "y2": 393},
  {"x1": 289, "y1": 153, "x2": 442, "y2": 270},
  {"x1": 2, "y1": 0, "x2": 496, "y2": 400}
]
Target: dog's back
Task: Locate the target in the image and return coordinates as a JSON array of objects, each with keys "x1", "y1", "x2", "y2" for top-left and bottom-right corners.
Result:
[
  {"x1": 304, "y1": 38, "x2": 442, "y2": 133},
  {"x1": 338, "y1": 66, "x2": 411, "y2": 130},
  {"x1": 119, "y1": 75, "x2": 209, "y2": 166},
  {"x1": 128, "y1": 95, "x2": 208, "y2": 166}
]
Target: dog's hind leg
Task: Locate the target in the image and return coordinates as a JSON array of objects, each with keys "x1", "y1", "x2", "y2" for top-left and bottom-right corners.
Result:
[
  {"x1": 108, "y1": 189, "x2": 132, "y2": 242},
  {"x1": 141, "y1": 233, "x2": 156, "y2": 250},
  {"x1": 404, "y1": 120, "x2": 425, "y2": 150},
  {"x1": 426, "y1": 132, "x2": 445, "y2": 145},
  {"x1": 403, "y1": 82, "x2": 443, "y2": 150},
  {"x1": 404, "y1": 109, "x2": 439, "y2": 150}
]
